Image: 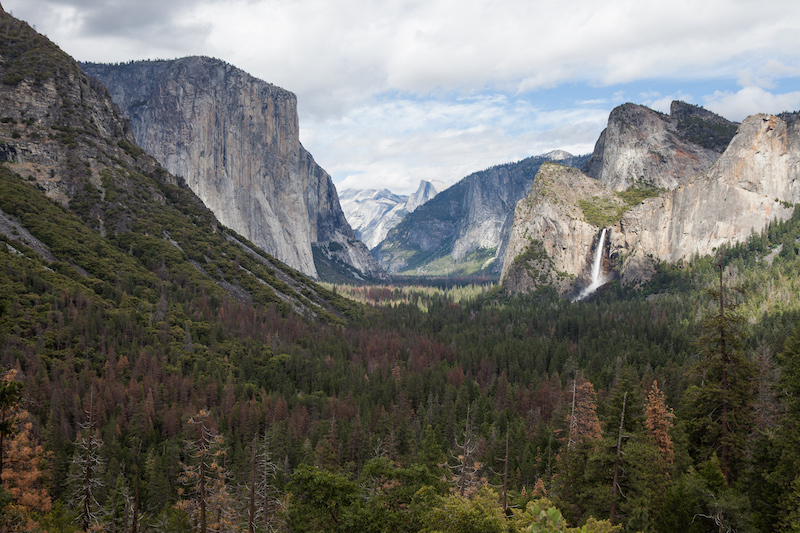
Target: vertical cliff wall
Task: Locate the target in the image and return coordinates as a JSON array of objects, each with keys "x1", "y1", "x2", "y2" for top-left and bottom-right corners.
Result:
[
  {"x1": 582, "y1": 101, "x2": 738, "y2": 191},
  {"x1": 83, "y1": 57, "x2": 383, "y2": 281},
  {"x1": 503, "y1": 109, "x2": 800, "y2": 296}
]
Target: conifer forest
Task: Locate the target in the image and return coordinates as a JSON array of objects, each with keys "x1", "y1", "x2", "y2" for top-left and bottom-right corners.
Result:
[{"x1": 2, "y1": 159, "x2": 800, "y2": 531}]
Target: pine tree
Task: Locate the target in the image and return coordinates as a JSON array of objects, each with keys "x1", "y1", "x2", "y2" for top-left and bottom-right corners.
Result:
[
  {"x1": 0, "y1": 370, "x2": 23, "y2": 482},
  {"x1": 567, "y1": 374, "x2": 603, "y2": 446},
  {"x1": 644, "y1": 380, "x2": 675, "y2": 466},
  {"x1": 557, "y1": 373, "x2": 602, "y2": 522},
  {"x1": 774, "y1": 324, "x2": 800, "y2": 529},
  {"x1": 0, "y1": 406, "x2": 52, "y2": 531},
  {"x1": 103, "y1": 474, "x2": 134, "y2": 533},
  {"x1": 684, "y1": 263, "x2": 754, "y2": 485},
  {"x1": 176, "y1": 410, "x2": 236, "y2": 533}
]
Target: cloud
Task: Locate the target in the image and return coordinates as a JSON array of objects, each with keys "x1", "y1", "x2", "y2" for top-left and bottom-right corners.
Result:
[
  {"x1": 703, "y1": 86, "x2": 800, "y2": 122},
  {"x1": 5, "y1": 0, "x2": 213, "y2": 62},
  {"x1": 639, "y1": 91, "x2": 696, "y2": 114},
  {"x1": 306, "y1": 94, "x2": 607, "y2": 194},
  {"x1": 10, "y1": 0, "x2": 800, "y2": 120},
  {"x1": 6, "y1": 0, "x2": 800, "y2": 194}
]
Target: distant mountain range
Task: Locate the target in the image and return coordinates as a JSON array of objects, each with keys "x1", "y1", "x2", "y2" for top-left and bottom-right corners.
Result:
[
  {"x1": 372, "y1": 151, "x2": 590, "y2": 277},
  {"x1": 3, "y1": 2, "x2": 795, "y2": 302},
  {"x1": 339, "y1": 180, "x2": 445, "y2": 250}
]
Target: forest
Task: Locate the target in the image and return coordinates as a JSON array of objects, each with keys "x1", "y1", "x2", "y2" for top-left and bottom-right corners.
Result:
[{"x1": 1, "y1": 153, "x2": 800, "y2": 532}]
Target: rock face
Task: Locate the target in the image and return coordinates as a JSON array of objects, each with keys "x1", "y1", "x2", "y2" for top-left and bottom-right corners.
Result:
[
  {"x1": 0, "y1": 8, "x2": 353, "y2": 318},
  {"x1": 582, "y1": 101, "x2": 738, "y2": 191},
  {"x1": 609, "y1": 112, "x2": 799, "y2": 285},
  {"x1": 374, "y1": 151, "x2": 589, "y2": 276},
  {"x1": 503, "y1": 107, "x2": 800, "y2": 296},
  {"x1": 502, "y1": 164, "x2": 622, "y2": 296},
  {"x1": 82, "y1": 58, "x2": 384, "y2": 281},
  {"x1": 339, "y1": 180, "x2": 445, "y2": 250},
  {"x1": 0, "y1": 31, "x2": 139, "y2": 207}
]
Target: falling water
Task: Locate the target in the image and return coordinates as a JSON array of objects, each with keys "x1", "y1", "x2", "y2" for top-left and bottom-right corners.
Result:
[{"x1": 574, "y1": 228, "x2": 608, "y2": 301}]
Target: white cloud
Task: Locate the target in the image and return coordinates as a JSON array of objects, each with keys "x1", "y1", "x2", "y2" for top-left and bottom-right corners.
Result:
[
  {"x1": 305, "y1": 95, "x2": 607, "y2": 194},
  {"x1": 639, "y1": 91, "x2": 696, "y2": 114},
  {"x1": 703, "y1": 86, "x2": 800, "y2": 122},
  {"x1": 11, "y1": 0, "x2": 800, "y2": 120},
  {"x1": 6, "y1": 0, "x2": 800, "y2": 193}
]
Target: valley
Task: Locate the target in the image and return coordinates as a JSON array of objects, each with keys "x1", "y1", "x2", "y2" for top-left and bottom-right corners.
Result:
[{"x1": 0, "y1": 5, "x2": 799, "y2": 533}]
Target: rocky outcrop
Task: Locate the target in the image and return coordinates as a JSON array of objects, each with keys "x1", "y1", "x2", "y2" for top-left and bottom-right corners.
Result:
[
  {"x1": 502, "y1": 110, "x2": 800, "y2": 296},
  {"x1": 340, "y1": 180, "x2": 445, "y2": 250},
  {"x1": 82, "y1": 58, "x2": 384, "y2": 281},
  {"x1": 609, "y1": 112, "x2": 799, "y2": 284},
  {"x1": 502, "y1": 164, "x2": 622, "y2": 295},
  {"x1": 583, "y1": 102, "x2": 738, "y2": 191},
  {"x1": 0, "y1": 29, "x2": 138, "y2": 207},
  {"x1": 374, "y1": 151, "x2": 589, "y2": 276}
]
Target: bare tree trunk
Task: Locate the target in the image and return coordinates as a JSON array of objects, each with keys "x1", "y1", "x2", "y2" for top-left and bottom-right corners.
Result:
[
  {"x1": 132, "y1": 441, "x2": 140, "y2": 533},
  {"x1": 199, "y1": 450, "x2": 206, "y2": 533},
  {"x1": 459, "y1": 410, "x2": 469, "y2": 497},
  {"x1": 82, "y1": 393, "x2": 95, "y2": 532},
  {"x1": 609, "y1": 391, "x2": 627, "y2": 524},
  {"x1": 83, "y1": 428, "x2": 93, "y2": 532},
  {"x1": 565, "y1": 373, "x2": 578, "y2": 498},
  {"x1": 249, "y1": 442, "x2": 256, "y2": 533},
  {"x1": 502, "y1": 430, "x2": 509, "y2": 512}
]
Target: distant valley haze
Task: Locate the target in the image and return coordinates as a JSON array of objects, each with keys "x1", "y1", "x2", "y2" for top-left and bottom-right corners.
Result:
[{"x1": 8, "y1": 0, "x2": 800, "y2": 194}]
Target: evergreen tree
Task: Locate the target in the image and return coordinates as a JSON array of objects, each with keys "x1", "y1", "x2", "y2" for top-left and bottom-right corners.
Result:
[
  {"x1": 683, "y1": 264, "x2": 754, "y2": 485},
  {"x1": 0, "y1": 370, "x2": 23, "y2": 482},
  {"x1": 103, "y1": 474, "x2": 134, "y2": 533},
  {"x1": 176, "y1": 410, "x2": 236, "y2": 533},
  {"x1": 556, "y1": 373, "x2": 602, "y2": 523},
  {"x1": 644, "y1": 380, "x2": 674, "y2": 466},
  {"x1": 774, "y1": 323, "x2": 800, "y2": 529},
  {"x1": 0, "y1": 389, "x2": 51, "y2": 531}
]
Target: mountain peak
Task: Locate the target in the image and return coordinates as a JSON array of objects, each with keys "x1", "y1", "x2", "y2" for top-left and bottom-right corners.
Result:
[
  {"x1": 582, "y1": 101, "x2": 737, "y2": 191},
  {"x1": 83, "y1": 58, "x2": 384, "y2": 282},
  {"x1": 543, "y1": 149, "x2": 575, "y2": 161}
]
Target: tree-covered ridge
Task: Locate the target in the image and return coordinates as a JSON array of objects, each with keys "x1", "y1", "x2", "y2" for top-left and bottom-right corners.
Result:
[
  {"x1": 0, "y1": 5, "x2": 77, "y2": 86},
  {"x1": 0, "y1": 5, "x2": 358, "y2": 324}
]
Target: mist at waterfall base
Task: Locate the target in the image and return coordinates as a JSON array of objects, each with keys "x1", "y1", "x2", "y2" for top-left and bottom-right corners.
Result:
[{"x1": 573, "y1": 228, "x2": 608, "y2": 302}]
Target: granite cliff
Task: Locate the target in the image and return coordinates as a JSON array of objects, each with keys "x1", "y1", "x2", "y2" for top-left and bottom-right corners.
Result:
[
  {"x1": 373, "y1": 151, "x2": 588, "y2": 276},
  {"x1": 502, "y1": 164, "x2": 623, "y2": 296},
  {"x1": 0, "y1": 8, "x2": 358, "y2": 318},
  {"x1": 503, "y1": 106, "x2": 799, "y2": 297},
  {"x1": 582, "y1": 101, "x2": 738, "y2": 191},
  {"x1": 340, "y1": 180, "x2": 445, "y2": 250},
  {"x1": 82, "y1": 58, "x2": 384, "y2": 282}
]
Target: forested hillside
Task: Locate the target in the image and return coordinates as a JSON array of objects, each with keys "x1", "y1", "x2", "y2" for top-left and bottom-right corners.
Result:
[
  {"x1": 2, "y1": 152, "x2": 800, "y2": 531},
  {"x1": 2, "y1": 6, "x2": 800, "y2": 533}
]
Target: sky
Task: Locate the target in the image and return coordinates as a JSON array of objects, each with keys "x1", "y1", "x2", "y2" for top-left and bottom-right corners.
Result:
[{"x1": 6, "y1": 0, "x2": 800, "y2": 195}]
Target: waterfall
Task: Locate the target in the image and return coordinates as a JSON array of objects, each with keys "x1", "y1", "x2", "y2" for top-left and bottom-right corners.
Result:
[{"x1": 574, "y1": 228, "x2": 608, "y2": 301}]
